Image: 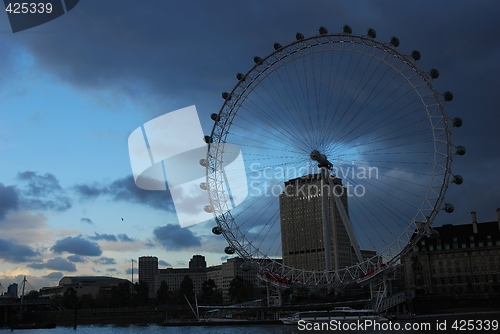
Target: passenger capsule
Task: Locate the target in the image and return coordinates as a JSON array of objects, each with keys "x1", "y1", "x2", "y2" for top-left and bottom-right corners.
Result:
[
  {"x1": 390, "y1": 37, "x2": 400, "y2": 47},
  {"x1": 204, "y1": 205, "x2": 214, "y2": 213},
  {"x1": 430, "y1": 68, "x2": 439, "y2": 79},
  {"x1": 343, "y1": 25, "x2": 352, "y2": 34},
  {"x1": 443, "y1": 91, "x2": 454, "y2": 102},
  {"x1": 212, "y1": 226, "x2": 222, "y2": 235},
  {"x1": 452, "y1": 175, "x2": 463, "y2": 185},
  {"x1": 224, "y1": 246, "x2": 235, "y2": 255},
  {"x1": 199, "y1": 159, "x2": 207, "y2": 167},
  {"x1": 455, "y1": 145, "x2": 466, "y2": 156},
  {"x1": 444, "y1": 203, "x2": 454, "y2": 213},
  {"x1": 273, "y1": 42, "x2": 282, "y2": 50},
  {"x1": 221, "y1": 92, "x2": 231, "y2": 100},
  {"x1": 295, "y1": 33, "x2": 304, "y2": 40},
  {"x1": 452, "y1": 117, "x2": 463, "y2": 128},
  {"x1": 211, "y1": 113, "x2": 220, "y2": 122},
  {"x1": 200, "y1": 182, "x2": 208, "y2": 190},
  {"x1": 411, "y1": 50, "x2": 421, "y2": 61},
  {"x1": 204, "y1": 135, "x2": 213, "y2": 144},
  {"x1": 367, "y1": 28, "x2": 376, "y2": 38},
  {"x1": 253, "y1": 56, "x2": 263, "y2": 65},
  {"x1": 319, "y1": 26, "x2": 328, "y2": 35},
  {"x1": 236, "y1": 73, "x2": 245, "y2": 81}
]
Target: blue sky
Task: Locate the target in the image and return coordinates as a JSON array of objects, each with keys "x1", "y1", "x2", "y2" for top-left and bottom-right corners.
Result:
[{"x1": 1, "y1": 1, "x2": 499, "y2": 292}]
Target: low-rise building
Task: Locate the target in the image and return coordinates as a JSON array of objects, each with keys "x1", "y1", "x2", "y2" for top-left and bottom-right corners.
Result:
[
  {"x1": 39, "y1": 276, "x2": 131, "y2": 298},
  {"x1": 156, "y1": 255, "x2": 208, "y2": 296},
  {"x1": 403, "y1": 210, "x2": 500, "y2": 299},
  {"x1": 140, "y1": 255, "x2": 260, "y2": 302}
]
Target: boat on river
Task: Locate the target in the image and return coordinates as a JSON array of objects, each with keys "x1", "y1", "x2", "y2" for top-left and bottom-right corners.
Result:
[{"x1": 280, "y1": 307, "x2": 387, "y2": 324}]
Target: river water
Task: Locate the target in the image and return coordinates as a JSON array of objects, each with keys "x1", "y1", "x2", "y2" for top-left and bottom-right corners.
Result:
[{"x1": 0, "y1": 313, "x2": 498, "y2": 333}]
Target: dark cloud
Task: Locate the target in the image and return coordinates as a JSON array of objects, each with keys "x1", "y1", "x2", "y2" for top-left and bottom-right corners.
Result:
[
  {"x1": 0, "y1": 238, "x2": 40, "y2": 262},
  {"x1": 74, "y1": 175, "x2": 175, "y2": 212},
  {"x1": 16, "y1": 171, "x2": 71, "y2": 212},
  {"x1": 73, "y1": 183, "x2": 106, "y2": 199},
  {"x1": 153, "y1": 224, "x2": 201, "y2": 250},
  {"x1": 89, "y1": 233, "x2": 117, "y2": 242},
  {"x1": 158, "y1": 260, "x2": 172, "y2": 267},
  {"x1": 117, "y1": 234, "x2": 134, "y2": 242},
  {"x1": 80, "y1": 217, "x2": 93, "y2": 224},
  {"x1": 28, "y1": 257, "x2": 77, "y2": 272},
  {"x1": 88, "y1": 232, "x2": 134, "y2": 242},
  {"x1": 17, "y1": 171, "x2": 60, "y2": 196},
  {"x1": 67, "y1": 255, "x2": 86, "y2": 263},
  {"x1": 125, "y1": 267, "x2": 138, "y2": 275},
  {"x1": 94, "y1": 257, "x2": 116, "y2": 265},
  {"x1": 0, "y1": 183, "x2": 19, "y2": 220},
  {"x1": 43, "y1": 271, "x2": 64, "y2": 280},
  {"x1": 50, "y1": 236, "x2": 102, "y2": 256}
]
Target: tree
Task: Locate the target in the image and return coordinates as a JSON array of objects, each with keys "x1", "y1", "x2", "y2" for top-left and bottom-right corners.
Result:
[
  {"x1": 62, "y1": 288, "x2": 79, "y2": 310},
  {"x1": 62, "y1": 287, "x2": 80, "y2": 329},
  {"x1": 201, "y1": 279, "x2": 222, "y2": 304},
  {"x1": 110, "y1": 282, "x2": 131, "y2": 307},
  {"x1": 132, "y1": 281, "x2": 149, "y2": 306},
  {"x1": 24, "y1": 290, "x2": 39, "y2": 299},
  {"x1": 228, "y1": 276, "x2": 254, "y2": 303},
  {"x1": 79, "y1": 293, "x2": 95, "y2": 309},
  {"x1": 179, "y1": 275, "x2": 194, "y2": 301},
  {"x1": 156, "y1": 280, "x2": 169, "y2": 304}
]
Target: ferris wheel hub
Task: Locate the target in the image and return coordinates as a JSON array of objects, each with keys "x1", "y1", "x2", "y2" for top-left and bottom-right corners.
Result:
[{"x1": 310, "y1": 150, "x2": 333, "y2": 169}]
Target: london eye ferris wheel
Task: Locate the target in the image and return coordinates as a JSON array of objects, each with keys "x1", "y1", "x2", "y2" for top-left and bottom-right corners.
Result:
[{"x1": 203, "y1": 25, "x2": 464, "y2": 287}]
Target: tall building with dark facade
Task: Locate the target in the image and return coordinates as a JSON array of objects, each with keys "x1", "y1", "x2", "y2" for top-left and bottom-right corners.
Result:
[
  {"x1": 279, "y1": 173, "x2": 353, "y2": 271},
  {"x1": 139, "y1": 256, "x2": 158, "y2": 299}
]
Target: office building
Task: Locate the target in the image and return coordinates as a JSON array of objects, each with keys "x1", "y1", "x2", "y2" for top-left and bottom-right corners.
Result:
[
  {"x1": 39, "y1": 276, "x2": 131, "y2": 298},
  {"x1": 279, "y1": 173, "x2": 353, "y2": 271},
  {"x1": 139, "y1": 256, "x2": 158, "y2": 299}
]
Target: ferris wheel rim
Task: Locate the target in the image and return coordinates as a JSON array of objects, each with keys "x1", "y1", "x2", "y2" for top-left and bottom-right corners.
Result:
[{"x1": 206, "y1": 27, "x2": 454, "y2": 286}]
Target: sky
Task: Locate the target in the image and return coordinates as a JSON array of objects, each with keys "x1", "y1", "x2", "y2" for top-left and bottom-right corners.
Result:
[{"x1": 0, "y1": 0, "x2": 499, "y2": 293}]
